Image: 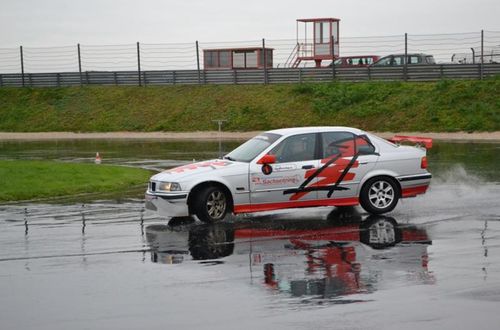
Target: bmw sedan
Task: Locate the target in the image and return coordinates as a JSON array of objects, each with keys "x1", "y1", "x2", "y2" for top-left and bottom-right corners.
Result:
[{"x1": 145, "y1": 127, "x2": 432, "y2": 223}]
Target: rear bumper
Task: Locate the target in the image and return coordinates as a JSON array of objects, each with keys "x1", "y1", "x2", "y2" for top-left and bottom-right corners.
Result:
[
  {"x1": 397, "y1": 173, "x2": 432, "y2": 198},
  {"x1": 145, "y1": 192, "x2": 190, "y2": 218}
]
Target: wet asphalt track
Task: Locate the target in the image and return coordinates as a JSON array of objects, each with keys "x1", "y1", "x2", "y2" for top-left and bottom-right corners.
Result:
[{"x1": 1, "y1": 141, "x2": 500, "y2": 329}]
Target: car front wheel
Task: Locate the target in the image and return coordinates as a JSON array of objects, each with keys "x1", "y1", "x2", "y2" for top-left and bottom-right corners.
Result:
[
  {"x1": 193, "y1": 186, "x2": 229, "y2": 223},
  {"x1": 360, "y1": 177, "x2": 400, "y2": 214}
]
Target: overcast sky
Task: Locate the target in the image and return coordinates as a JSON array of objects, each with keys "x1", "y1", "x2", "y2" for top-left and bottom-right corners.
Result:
[{"x1": 0, "y1": 0, "x2": 499, "y2": 47}]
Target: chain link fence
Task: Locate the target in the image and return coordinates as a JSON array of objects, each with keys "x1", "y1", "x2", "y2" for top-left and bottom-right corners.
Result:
[{"x1": 0, "y1": 30, "x2": 499, "y2": 87}]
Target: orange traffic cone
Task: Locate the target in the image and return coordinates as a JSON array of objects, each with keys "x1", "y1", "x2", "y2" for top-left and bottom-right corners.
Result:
[{"x1": 95, "y1": 152, "x2": 102, "y2": 164}]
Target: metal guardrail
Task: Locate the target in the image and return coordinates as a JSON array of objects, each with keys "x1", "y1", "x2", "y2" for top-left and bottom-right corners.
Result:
[{"x1": 0, "y1": 64, "x2": 499, "y2": 88}]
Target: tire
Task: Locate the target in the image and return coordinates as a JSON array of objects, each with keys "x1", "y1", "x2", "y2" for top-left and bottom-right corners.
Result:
[
  {"x1": 360, "y1": 177, "x2": 400, "y2": 214},
  {"x1": 360, "y1": 215, "x2": 402, "y2": 249},
  {"x1": 188, "y1": 224, "x2": 235, "y2": 260},
  {"x1": 193, "y1": 185, "x2": 229, "y2": 223},
  {"x1": 168, "y1": 216, "x2": 196, "y2": 226},
  {"x1": 326, "y1": 206, "x2": 362, "y2": 224}
]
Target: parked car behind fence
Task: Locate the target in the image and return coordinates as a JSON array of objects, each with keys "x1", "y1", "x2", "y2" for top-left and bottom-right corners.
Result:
[{"x1": 372, "y1": 53, "x2": 436, "y2": 66}]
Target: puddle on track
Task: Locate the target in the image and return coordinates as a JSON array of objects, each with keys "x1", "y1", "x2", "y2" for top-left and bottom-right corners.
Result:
[{"x1": 0, "y1": 140, "x2": 499, "y2": 329}]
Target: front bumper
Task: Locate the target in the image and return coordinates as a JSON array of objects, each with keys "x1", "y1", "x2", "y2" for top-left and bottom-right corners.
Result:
[{"x1": 145, "y1": 192, "x2": 190, "y2": 218}]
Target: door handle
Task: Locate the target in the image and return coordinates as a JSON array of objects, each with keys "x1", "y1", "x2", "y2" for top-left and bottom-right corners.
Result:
[{"x1": 302, "y1": 165, "x2": 315, "y2": 169}]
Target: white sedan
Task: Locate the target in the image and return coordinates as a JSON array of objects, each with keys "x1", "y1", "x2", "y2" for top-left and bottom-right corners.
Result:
[{"x1": 145, "y1": 127, "x2": 432, "y2": 223}]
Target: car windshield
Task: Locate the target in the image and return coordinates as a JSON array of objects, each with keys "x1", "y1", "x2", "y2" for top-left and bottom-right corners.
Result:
[
  {"x1": 374, "y1": 56, "x2": 392, "y2": 66},
  {"x1": 224, "y1": 133, "x2": 281, "y2": 162},
  {"x1": 426, "y1": 56, "x2": 435, "y2": 64}
]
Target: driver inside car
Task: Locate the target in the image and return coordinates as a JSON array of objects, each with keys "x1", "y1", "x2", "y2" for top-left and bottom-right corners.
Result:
[{"x1": 280, "y1": 138, "x2": 312, "y2": 162}]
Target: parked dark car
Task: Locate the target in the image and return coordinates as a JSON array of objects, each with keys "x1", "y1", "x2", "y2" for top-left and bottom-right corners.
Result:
[{"x1": 371, "y1": 53, "x2": 435, "y2": 66}]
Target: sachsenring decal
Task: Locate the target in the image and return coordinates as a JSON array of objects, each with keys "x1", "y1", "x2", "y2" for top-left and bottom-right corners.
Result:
[
  {"x1": 273, "y1": 164, "x2": 296, "y2": 171},
  {"x1": 252, "y1": 175, "x2": 301, "y2": 186},
  {"x1": 284, "y1": 134, "x2": 373, "y2": 201},
  {"x1": 164, "y1": 160, "x2": 231, "y2": 174}
]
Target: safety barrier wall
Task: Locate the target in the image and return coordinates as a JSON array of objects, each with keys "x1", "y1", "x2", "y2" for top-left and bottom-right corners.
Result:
[{"x1": 1, "y1": 64, "x2": 499, "y2": 87}]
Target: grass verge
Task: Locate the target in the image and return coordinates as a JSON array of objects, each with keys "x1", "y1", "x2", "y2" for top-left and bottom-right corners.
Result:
[
  {"x1": 0, "y1": 78, "x2": 499, "y2": 132},
  {"x1": 0, "y1": 160, "x2": 152, "y2": 202}
]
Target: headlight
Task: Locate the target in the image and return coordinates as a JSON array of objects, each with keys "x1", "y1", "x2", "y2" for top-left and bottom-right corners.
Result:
[{"x1": 157, "y1": 182, "x2": 181, "y2": 192}]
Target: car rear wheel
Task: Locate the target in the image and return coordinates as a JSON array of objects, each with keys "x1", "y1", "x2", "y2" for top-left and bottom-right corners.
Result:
[
  {"x1": 360, "y1": 177, "x2": 400, "y2": 214},
  {"x1": 193, "y1": 186, "x2": 228, "y2": 223}
]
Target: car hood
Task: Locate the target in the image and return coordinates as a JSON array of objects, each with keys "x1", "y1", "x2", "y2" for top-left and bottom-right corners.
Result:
[{"x1": 151, "y1": 159, "x2": 245, "y2": 182}]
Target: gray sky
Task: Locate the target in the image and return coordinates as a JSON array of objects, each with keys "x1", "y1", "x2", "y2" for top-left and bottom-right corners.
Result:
[{"x1": 1, "y1": 0, "x2": 499, "y2": 47}]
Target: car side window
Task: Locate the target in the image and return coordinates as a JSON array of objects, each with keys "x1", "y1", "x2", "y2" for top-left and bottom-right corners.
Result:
[
  {"x1": 357, "y1": 136, "x2": 376, "y2": 155},
  {"x1": 322, "y1": 132, "x2": 376, "y2": 158},
  {"x1": 322, "y1": 132, "x2": 355, "y2": 158},
  {"x1": 408, "y1": 56, "x2": 420, "y2": 64},
  {"x1": 269, "y1": 133, "x2": 316, "y2": 163},
  {"x1": 393, "y1": 56, "x2": 403, "y2": 65}
]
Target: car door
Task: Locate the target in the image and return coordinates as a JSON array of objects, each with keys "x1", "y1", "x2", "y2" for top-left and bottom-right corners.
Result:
[
  {"x1": 316, "y1": 131, "x2": 379, "y2": 201},
  {"x1": 249, "y1": 133, "x2": 320, "y2": 205}
]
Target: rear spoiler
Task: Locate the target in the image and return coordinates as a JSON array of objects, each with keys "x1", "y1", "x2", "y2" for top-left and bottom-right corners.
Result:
[{"x1": 388, "y1": 135, "x2": 433, "y2": 149}]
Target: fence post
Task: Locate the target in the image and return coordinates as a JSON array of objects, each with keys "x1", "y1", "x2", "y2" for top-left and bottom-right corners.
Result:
[
  {"x1": 196, "y1": 40, "x2": 201, "y2": 84},
  {"x1": 20, "y1": 46, "x2": 25, "y2": 87},
  {"x1": 77, "y1": 43, "x2": 83, "y2": 86},
  {"x1": 137, "y1": 42, "x2": 142, "y2": 86},
  {"x1": 331, "y1": 35, "x2": 336, "y2": 80},
  {"x1": 404, "y1": 33, "x2": 408, "y2": 81},
  {"x1": 262, "y1": 38, "x2": 268, "y2": 84},
  {"x1": 480, "y1": 30, "x2": 484, "y2": 80}
]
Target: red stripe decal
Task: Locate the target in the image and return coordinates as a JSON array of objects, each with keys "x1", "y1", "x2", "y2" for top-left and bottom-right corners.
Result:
[
  {"x1": 234, "y1": 197, "x2": 359, "y2": 214},
  {"x1": 401, "y1": 185, "x2": 428, "y2": 198},
  {"x1": 401, "y1": 229, "x2": 429, "y2": 242},
  {"x1": 235, "y1": 226, "x2": 360, "y2": 241}
]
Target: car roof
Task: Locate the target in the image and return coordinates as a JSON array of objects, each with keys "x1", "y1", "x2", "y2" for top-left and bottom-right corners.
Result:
[
  {"x1": 340, "y1": 55, "x2": 379, "y2": 58},
  {"x1": 381, "y1": 53, "x2": 432, "y2": 57},
  {"x1": 266, "y1": 126, "x2": 366, "y2": 136}
]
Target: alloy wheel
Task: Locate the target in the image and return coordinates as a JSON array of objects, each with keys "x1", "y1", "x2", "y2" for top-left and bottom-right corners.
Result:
[
  {"x1": 368, "y1": 180, "x2": 395, "y2": 209},
  {"x1": 206, "y1": 191, "x2": 227, "y2": 219}
]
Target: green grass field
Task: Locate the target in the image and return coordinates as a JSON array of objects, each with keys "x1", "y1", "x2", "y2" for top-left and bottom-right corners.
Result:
[
  {"x1": 0, "y1": 78, "x2": 499, "y2": 132},
  {"x1": 0, "y1": 160, "x2": 152, "y2": 202}
]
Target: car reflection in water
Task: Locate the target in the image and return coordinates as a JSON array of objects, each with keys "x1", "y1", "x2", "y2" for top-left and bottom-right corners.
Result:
[{"x1": 145, "y1": 209, "x2": 434, "y2": 304}]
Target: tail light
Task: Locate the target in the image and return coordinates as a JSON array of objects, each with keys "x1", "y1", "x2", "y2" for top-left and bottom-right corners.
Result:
[{"x1": 421, "y1": 156, "x2": 428, "y2": 169}]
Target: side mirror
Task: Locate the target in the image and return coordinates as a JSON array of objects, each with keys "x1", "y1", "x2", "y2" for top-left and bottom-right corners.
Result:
[{"x1": 257, "y1": 154, "x2": 276, "y2": 165}]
